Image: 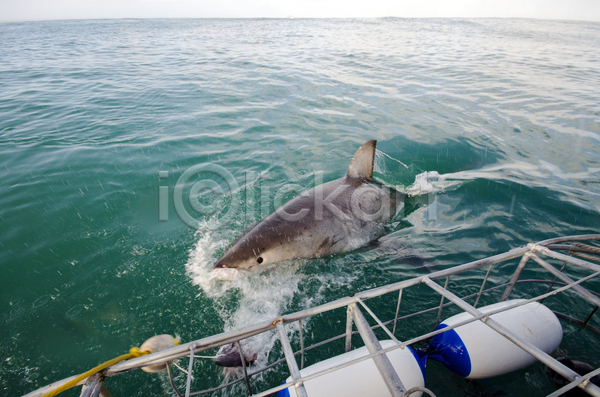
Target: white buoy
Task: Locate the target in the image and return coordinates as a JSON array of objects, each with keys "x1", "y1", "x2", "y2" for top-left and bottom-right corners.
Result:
[
  {"x1": 427, "y1": 300, "x2": 562, "y2": 379},
  {"x1": 140, "y1": 334, "x2": 179, "y2": 373},
  {"x1": 279, "y1": 340, "x2": 425, "y2": 397}
]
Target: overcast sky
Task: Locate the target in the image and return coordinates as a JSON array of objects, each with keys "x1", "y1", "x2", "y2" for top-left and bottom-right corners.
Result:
[{"x1": 2, "y1": 0, "x2": 600, "y2": 22}]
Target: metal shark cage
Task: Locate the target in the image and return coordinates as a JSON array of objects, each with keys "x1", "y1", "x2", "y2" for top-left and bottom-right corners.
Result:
[{"x1": 23, "y1": 234, "x2": 600, "y2": 397}]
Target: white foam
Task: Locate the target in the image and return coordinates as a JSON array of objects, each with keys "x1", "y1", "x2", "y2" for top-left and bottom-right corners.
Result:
[
  {"x1": 185, "y1": 222, "x2": 310, "y2": 374},
  {"x1": 405, "y1": 170, "x2": 463, "y2": 196},
  {"x1": 184, "y1": 217, "x2": 364, "y2": 382},
  {"x1": 211, "y1": 267, "x2": 239, "y2": 281}
]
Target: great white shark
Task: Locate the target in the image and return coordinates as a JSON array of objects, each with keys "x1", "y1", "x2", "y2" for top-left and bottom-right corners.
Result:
[{"x1": 212, "y1": 140, "x2": 404, "y2": 271}]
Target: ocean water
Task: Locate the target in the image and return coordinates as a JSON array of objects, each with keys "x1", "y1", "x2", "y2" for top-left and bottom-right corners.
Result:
[{"x1": 1, "y1": 18, "x2": 599, "y2": 397}]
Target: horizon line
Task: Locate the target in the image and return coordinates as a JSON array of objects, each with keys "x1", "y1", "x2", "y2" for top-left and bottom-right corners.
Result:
[{"x1": 2, "y1": 15, "x2": 600, "y2": 24}]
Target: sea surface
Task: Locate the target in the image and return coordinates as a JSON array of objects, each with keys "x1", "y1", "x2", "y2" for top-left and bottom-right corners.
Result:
[{"x1": 1, "y1": 18, "x2": 599, "y2": 397}]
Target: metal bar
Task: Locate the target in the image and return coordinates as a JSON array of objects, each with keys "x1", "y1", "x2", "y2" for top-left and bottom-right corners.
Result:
[
  {"x1": 185, "y1": 343, "x2": 196, "y2": 397},
  {"x1": 528, "y1": 253, "x2": 600, "y2": 308},
  {"x1": 166, "y1": 364, "x2": 184, "y2": 397},
  {"x1": 23, "y1": 374, "x2": 85, "y2": 397},
  {"x1": 392, "y1": 289, "x2": 403, "y2": 335},
  {"x1": 547, "y1": 367, "x2": 600, "y2": 397},
  {"x1": 382, "y1": 279, "x2": 597, "y2": 333},
  {"x1": 299, "y1": 319, "x2": 305, "y2": 370},
  {"x1": 398, "y1": 271, "x2": 600, "y2": 350},
  {"x1": 433, "y1": 276, "x2": 449, "y2": 330},
  {"x1": 530, "y1": 244, "x2": 600, "y2": 272},
  {"x1": 29, "y1": 270, "x2": 600, "y2": 397},
  {"x1": 252, "y1": 279, "x2": 600, "y2": 397},
  {"x1": 189, "y1": 374, "x2": 247, "y2": 396},
  {"x1": 539, "y1": 261, "x2": 567, "y2": 304},
  {"x1": 422, "y1": 277, "x2": 600, "y2": 397},
  {"x1": 150, "y1": 272, "x2": 599, "y2": 397},
  {"x1": 236, "y1": 341, "x2": 253, "y2": 395},
  {"x1": 250, "y1": 340, "x2": 417, "y2": 397},
  {"x1": 208, "y1": 322, "x2": 379, "y2": 397},
  {"x1": 553, "y1": 312, "x2": 600, "y2": 337},
  {"x1": 350, "y1": 303, "x2": 405, "y2": 397},
  {"x1": 79, "y1": 373, "x2": 103, "y2": 397},
  {"x1": 406, "y1": 387, "x2": 437, "y2": 397},
  {"x1": 546, "y1": 245, "x2": 600, "y2": 257},
  {"x1": 345, "y1": 305, "x2": 353, "y2": 352},
  {"x1": 98, "y1": 245, "x2": 530, "y2": 377},
  {"x1": 357, "y1": 298, "x2": 400, "y2": 344},
  {"x1": 474, "y1": 264, "x2": 493, "y2": 308},
  {"x1": 106, "y1": 329, "x2": 276, "y2": 376},
  {"x1": 276, "y1": 321, "x2": 308, "y2": 397},
  {"x1": 501, "y1": 253, "x2": 530, "y2": 301},
  {"x1": 25, "y1": 237, "x2": 600, "y2": 397},
  {"x1": 584, "y1": 306, "x2": 599, "y2": 325},
  {"x1": 536, "y1": 234, "x2": 600, "y2": 246},
  {"x1": 168, "y1": 271, "x2": 600, "y2": 397}
]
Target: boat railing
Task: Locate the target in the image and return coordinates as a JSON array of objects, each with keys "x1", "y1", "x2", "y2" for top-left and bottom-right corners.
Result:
[{"x1": 22, "y1": 234, "x2": 600, "y2": 397}]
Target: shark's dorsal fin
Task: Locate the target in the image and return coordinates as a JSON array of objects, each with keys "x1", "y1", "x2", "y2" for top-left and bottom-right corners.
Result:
[{"x1": 347, "y1": 140, "x2": 376, "y2": 180}]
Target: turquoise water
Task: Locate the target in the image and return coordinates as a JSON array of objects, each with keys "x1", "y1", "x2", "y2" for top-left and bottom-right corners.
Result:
[{"x1": 1, "y1": 18, "x2": 600, "y2": 397}]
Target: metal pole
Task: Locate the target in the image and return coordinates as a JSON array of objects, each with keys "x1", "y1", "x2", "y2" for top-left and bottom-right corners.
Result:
[
  {"x1": 299, "y1": 319, "x2": 305, "y2": 370},
  {"x1": 584, "y1": 306, "x2": 599, "y2": 326},
  {"x1": 166, "y1": 364, "x2": 184, "y2": 397},
  {"x1": 27, "y1": 239, "x2": 600, "y2": 397},
  {"x1": 539, "y1": 261, "x2": 567, "y2": 304},
  {"x1": 531, "y1": 244, "x2": 600, "y2": 272},
  {"x1": 276, "y1": 321, "x2": 309, "y2": 397},
  {"x1": 392, "y1": 289, "x2": 403, "y2": 335},
  {"x1": 423, "y1": 277, "x2": 600, "y2": 397},
  {"x1": 433, "y1": 276, "x2": 449, "y2": 330},
  {"x1": 79, "y1": 373, "x2": 103, "y2": 397},
  {"x1": 185, "y1": 343, "x2": 196, "y2": 397},
  {"x1": 25, "y1": 245, "x2": 535, "y2": 394},
  {"x1": 536, "y1": 234, "x2": 600, "y2": 247},
  {"x1": 357, "y1": 299, "x2": 400, "y2": 344},
  {"x1": 474, "y1": 264, "x2": 493, "y2": 308},
  {"x1": 547, "y1": 367, "x2": 600, "y2": 397},
  {"x1": 350, "y1": 303, "x2": 405, "y2": 397},
  {"x1": 236, "y1": 341, "x2": 253, "y2": 395},
  {"x1": 501, "y1": 253, "x2": 530, "y2": 301},
  {"x1": 345, "y1": 305, "x2": 353, "y2": 353},
  {"x1": 528, "y1": 253, "x2": 600, "y2": 308}
]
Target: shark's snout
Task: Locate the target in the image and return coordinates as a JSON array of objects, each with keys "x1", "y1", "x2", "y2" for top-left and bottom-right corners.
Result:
[{"x1": 213, "y1": 252, "x2": 237, "y2": 269}]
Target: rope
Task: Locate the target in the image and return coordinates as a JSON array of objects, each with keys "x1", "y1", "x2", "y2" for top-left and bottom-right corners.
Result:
[{"x1": 41, "y1": 347, "x2": 149, "y2": 397}]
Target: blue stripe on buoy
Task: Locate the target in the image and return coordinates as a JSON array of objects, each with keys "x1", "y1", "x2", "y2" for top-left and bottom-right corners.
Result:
[
  {"x1": 428, "y1": 324, "x2": 471, "y2": 377},
  {"x1": 276, "y1": 380, "x2": 290, "y2": 397},
  {"x1": 408, "y1": 345, "x2": 427, "y2": 382}
]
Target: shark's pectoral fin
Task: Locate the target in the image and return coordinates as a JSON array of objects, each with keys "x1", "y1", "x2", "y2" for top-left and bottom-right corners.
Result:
[{"x1": 347, "y1": 140, "x2": 376, "y2": 180}]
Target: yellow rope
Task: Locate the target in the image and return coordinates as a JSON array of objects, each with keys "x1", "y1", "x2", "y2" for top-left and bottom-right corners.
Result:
[{"x1": 41, "y1": 347, "x2": 148, "y2": 397}]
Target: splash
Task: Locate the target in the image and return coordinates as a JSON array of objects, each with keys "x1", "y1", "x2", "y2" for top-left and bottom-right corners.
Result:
[
  {"x1": 184, "y1": 215, "x2": 363, "y2": 384},
  {"x1": 402, "y1": 161, "x2": 600, "y2": 213},
  {"x1": 185, "y1": 220, "x2": 311, "y2": 377},
  {"x1": 405, "y1": 171, "x2": 463, "y2": 196}
]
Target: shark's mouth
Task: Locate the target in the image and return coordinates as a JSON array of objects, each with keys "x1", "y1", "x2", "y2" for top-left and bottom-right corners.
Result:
[{"x1": 211, "y1": 267, "x2": 238, "y2": 281}]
